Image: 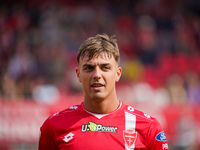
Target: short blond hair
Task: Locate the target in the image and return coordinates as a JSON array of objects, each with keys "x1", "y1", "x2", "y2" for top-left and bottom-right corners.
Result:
[{"x1": 77, "y1": 34, "x2": 120, "y2": 64}]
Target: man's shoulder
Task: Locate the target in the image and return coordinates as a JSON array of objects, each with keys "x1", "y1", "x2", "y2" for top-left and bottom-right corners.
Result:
[
  {"x1": 122, "y1": 103, "x2": 156, "y2": 122},
  {"x1": 49, "y1": 104, "x2": 81, "y2": 120},
  {"x1": 41, "y1": 104, "x2": 82, "y2": 128}
]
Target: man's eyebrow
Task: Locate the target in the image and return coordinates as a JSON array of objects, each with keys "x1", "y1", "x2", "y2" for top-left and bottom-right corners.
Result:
[
  {"x1": 82, "y1": 63, "x2": 94, "y2": 67},
  {"x1": 82, "y1": 63, "x2": 111, "y2": 67},
  {"x1": 100, "y1": 63, "x2": 111, "y2": 66}
]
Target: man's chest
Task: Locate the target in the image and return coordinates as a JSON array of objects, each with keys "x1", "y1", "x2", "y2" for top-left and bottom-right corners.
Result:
[{"x1": 54, "y1": 113, "x2": 147, "y2": 150}]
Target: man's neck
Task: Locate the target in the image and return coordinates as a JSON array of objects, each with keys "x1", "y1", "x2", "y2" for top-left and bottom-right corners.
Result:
[{"x1": 83, "y1": 98, "x2": 120, "y2": 114}]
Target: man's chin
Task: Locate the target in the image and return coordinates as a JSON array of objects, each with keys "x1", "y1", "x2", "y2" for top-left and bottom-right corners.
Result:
[{"x1": 90, "y1": 94, "x2": 106, "y2": 101}]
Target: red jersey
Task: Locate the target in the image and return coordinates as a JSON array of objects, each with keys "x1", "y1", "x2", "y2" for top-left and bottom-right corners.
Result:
[{"x1": 39, "y1": 102, "x2": 168, "y2": 150}]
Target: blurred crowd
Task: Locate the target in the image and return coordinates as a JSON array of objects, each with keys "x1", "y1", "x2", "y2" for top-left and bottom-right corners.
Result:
[
  {"x1": 0, "y1": 1, "x2": 200, "y2": 149},
  {"x1": 0, "y1": 0, "x2": 200, "y2": 106}
]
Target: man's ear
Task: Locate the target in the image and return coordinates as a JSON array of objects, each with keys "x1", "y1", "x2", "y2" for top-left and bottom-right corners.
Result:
[
  {"x1": 75, "y1": 67, "x2": 82, "y2": 83},
  {"x1": 115, "y1": 67, "x2": 122, "y2": 82}
]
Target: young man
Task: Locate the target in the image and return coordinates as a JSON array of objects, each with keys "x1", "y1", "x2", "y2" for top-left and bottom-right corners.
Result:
[{"x1": 39, "y1": 34, "x2": 169, "y2": 150}]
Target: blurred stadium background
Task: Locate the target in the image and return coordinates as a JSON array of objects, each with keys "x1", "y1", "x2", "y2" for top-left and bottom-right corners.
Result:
[{"x1": 0, "y1": 0, "x2": 200, "y2": 149}]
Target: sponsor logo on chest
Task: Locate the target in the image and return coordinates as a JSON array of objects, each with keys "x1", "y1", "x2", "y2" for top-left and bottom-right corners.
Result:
[{"x1": 81, "y1": 121, "x2": 118, "y2": 133}]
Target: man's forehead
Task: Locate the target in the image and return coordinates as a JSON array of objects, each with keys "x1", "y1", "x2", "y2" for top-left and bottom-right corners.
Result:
[
  {"x1": 79, "y1": 53, "x2": 117, "y2": 67},
  {"x1": 81, "y1": 52, "x2": 113, "y2": 62}
]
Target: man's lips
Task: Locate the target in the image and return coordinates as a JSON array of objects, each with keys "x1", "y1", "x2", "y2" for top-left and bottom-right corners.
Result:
[{"x1": 90, "y1": 83, "x2": 105, "y2": 89}]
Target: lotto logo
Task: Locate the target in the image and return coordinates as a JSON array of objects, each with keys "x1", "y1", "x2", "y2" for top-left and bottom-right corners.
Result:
[
  {"x1": 63, "y1": 132, "x2": 74, "y2": 143},
  {"x1": 70, "y1": 106, "x2": 78, "y2": 110},
  {"x1": 127, "y1": 106, "x2": 134, "y2": 111},
  {"x1": 144, "y1": 113, "x2": 151, "y2": 118}
]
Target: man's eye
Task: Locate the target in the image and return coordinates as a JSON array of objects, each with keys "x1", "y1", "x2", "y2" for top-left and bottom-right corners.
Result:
[
  {"x1": 102, "y1": 66, "x2": 110, "y2": 70},
  {"x1": 84, "y1": 66, "x2": 93, "y2": 71}
]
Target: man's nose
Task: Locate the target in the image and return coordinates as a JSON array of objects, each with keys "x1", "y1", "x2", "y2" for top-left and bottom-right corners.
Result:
[{"x1": 93, "y1": 67, "x2": 101, "y2": 79}]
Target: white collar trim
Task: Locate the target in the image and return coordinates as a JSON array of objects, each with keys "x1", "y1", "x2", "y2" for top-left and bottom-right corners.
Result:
[{"x1": 83, "y1": 102, "x2": 122, "y2": 119}]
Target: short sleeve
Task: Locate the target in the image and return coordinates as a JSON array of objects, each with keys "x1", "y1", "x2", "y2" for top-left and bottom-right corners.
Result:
[
  {"x1": 38, "y1": 119, "x2": 57, "y2": 150},
  {"x1": 146, "y1": 119, "x2": 169, "y2": 150}
]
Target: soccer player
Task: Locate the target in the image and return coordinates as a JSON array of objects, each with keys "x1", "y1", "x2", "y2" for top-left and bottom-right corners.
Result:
[{"x1": 38, "y1": 34, "x2": 169, "y2": 150}]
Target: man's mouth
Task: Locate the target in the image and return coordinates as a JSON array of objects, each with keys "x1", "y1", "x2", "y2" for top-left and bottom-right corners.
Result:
[
  {"x1": 91, "y1": 84, "x2": 103, "y2": 87},
  {"x1": 91, "y1": 83, "x2": 104, "y2": 89}
]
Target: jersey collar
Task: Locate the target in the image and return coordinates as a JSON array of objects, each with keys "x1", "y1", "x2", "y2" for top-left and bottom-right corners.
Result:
[{"x1": 81, "y1": 101, "x2": 123, "y2": 119}]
